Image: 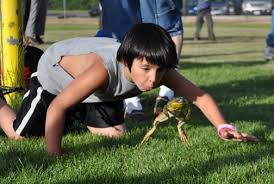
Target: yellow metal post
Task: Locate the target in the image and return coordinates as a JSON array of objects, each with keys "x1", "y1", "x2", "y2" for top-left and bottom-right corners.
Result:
[{"x1": 1, "y1": 0, "x2": 24, "y2": 104}]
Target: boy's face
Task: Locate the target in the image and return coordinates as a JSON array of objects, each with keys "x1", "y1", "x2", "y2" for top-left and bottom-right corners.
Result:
[{"x1": 126, "y1": 57, "x2": 166, "y2": 91}]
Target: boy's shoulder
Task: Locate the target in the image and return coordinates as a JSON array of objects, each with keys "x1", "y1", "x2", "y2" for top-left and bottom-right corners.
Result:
[
  {"x1": 51, "y1": 37, "x2": 120, "y2": 48},
  {"x1": 44, "y1": 37, "x2": 120, "y2": 61}
]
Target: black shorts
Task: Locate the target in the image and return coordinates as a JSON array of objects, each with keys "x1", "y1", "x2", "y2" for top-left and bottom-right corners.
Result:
[{"x1": 13, "y1": 76, "x2": 125, "y2": 137}]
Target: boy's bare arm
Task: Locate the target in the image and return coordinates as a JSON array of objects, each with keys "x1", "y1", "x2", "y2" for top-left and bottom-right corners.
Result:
[
  {"x1": 45, "y1": 58, "x2": 109, "y2": 156},
  {"x1": 162, "y1": 70, "x2": 257, "y2": 142},
  {"x1": 162, "y1": 69, "x2": 226, "y2": 127}
]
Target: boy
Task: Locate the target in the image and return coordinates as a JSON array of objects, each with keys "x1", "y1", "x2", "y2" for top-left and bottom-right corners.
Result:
[{"x1": 0, "y1": 23, "x2": 257, "y2": 156}]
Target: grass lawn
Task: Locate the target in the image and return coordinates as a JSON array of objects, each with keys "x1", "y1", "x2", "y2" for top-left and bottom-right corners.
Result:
[{"x1": 0, "y1": 16, "x2": 274, "y2": 183}]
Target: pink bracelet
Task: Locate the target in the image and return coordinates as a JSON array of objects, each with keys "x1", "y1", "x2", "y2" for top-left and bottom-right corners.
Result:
[{"x1": 217, "y1": 124, "x2": 237, "y2": 140}]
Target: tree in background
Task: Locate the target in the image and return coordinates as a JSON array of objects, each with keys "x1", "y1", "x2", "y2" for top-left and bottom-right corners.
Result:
[{"x1": 48, "y1": 0, "x2": 99, "y2": 10}]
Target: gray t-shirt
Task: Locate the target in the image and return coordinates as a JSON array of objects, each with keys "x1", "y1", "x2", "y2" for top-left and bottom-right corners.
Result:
[{"x1": 37, "y1": 37, "x2": 141, "y2": 103}]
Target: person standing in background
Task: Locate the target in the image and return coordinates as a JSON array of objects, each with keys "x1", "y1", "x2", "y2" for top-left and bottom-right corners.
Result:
[
  {"x1": 23, "y1": 0, "x2": 48, "y2": 45},
  {"x1": 194, "y1": 0, "x2": 216, "y2": 40},
  {"x1": 97, "y1": 0, "x2": 140, "y2": 41}
]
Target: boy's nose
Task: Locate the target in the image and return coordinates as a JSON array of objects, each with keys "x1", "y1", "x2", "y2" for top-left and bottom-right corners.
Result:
[{"x1": 149, "y1": 72, "x2": 157, "y2": 85}]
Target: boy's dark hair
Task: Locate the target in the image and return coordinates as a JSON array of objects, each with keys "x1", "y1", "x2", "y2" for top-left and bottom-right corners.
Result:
[{"x1": 117, "y1": 23, "x2": 178, "y2": 70}]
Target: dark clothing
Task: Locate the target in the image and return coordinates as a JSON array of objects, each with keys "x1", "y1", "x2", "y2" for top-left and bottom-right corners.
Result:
[
  {"x1": 23, "y1": 0, "x2": 48, "y2": 37},
  {"x1": 24, "y1": 46, "x2": 44, "y2": 88},
  {"x1": 13, "y1": 77, "x2": 125, "y2": 137}
]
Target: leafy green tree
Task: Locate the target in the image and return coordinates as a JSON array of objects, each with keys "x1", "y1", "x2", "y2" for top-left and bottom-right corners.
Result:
[{"x1": 48, "y1": 0, "x2": 100, "y2": 10}]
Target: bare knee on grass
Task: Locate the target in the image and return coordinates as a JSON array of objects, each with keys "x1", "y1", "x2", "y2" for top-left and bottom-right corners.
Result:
[{"x1": 87, "y1": 124, "x2": 126, "y2": 138}]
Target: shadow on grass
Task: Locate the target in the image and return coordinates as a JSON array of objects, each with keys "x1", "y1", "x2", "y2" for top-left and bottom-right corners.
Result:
[
  {"x1": 189, "y1": 75, "x2": 274, "y2": 132},
  {"x1": 134, "y1": 72, "x2": 274, "y2": 143},
  {"x1": 0, "y1": 139, "x2": 50, "y2": 177},
  {"x1": 0, "y1": 134, "x2": 139, "y2": 178},
  {"x1": 1, "y1": 128, "x2": 272, "y2": 183},
  {"x1": 55, "y1": 143, "x2": 274, "y2": 184},
  {"x1": 184, "y1": 35, "x2": 265, "y2": 45},
  {"x1": 202, "y1": 75, "x2": 274, "y2": 121},
  {"x1": 178, "y1": 60, "x2": 266, "y2": 69},
  {"x1": 182, "y1": 51, "x2": 263, "y2": 60},
  {"x1": 1, "y1": 61, "x2": 273, "y2": 179}
]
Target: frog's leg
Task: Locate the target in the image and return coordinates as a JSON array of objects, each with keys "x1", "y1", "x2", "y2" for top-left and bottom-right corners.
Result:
[
  {"x1": 140, "y1": 112, "x2": 169, "y2": 145},
  {"x1": 177, "y1": 120, "x2": 189, "y2": 144},
  {"x1": 140, "y1": 121, "x2": 159, "y2": 144}
]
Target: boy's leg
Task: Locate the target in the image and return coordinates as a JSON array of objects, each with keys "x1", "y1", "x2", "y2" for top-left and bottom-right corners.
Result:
[
  {"x1": 85, "y1": 100, "x2": 127, "y2": 138},
  {"x1": 172, "y1": 34, "x2": 183, "y2": 57},
  {"x1": 0, "y1": 98, "x2": 20, "y2": 139}
]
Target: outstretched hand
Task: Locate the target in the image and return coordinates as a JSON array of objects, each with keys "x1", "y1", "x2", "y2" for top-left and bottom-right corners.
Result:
[{"x1": 219, "y1": 128, "x2": 258, "y2": 142}]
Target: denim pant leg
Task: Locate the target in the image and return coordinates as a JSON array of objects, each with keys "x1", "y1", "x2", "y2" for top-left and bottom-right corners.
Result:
[
  {"x1": 195, "y1": 10, "x2": 205, "y2": 39},
  {"x1": 205, "y1": 10, "x2": 215, "y2": 40},
  {"x1": 100, "y1": 0, "x2": 141, "y2": 41},
  {"x1": 139, "y1": 0, "x2": 183, "y2": 37}
]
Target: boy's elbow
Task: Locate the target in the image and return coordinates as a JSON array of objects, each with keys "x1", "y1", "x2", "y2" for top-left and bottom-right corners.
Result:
[
  {"x1": 47, "y1": 98, "x2": 67, "y2": 115},
  {"x1": 193, "y1": 92, "x2": 213, "y2": 106}
]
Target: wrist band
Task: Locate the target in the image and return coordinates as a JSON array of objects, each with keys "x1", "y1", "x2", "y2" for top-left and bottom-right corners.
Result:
[{"x1": 217, "y1": 124, "x2": 237, "y2": 139}]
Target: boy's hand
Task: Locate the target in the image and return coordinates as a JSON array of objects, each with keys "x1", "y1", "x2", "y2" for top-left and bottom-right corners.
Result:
[{"x1": 219, "y1": 127, "x2": 258, "y2": 142}]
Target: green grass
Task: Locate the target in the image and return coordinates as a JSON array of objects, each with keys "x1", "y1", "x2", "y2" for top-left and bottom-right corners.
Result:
[{"x1": 1, "y1": 17, "x2": 274, "y2": 183}]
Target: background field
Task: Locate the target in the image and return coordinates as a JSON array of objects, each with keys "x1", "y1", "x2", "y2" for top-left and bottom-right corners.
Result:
[{"x1": 0, "y1": 16, "x2": 274, "y2": 183}]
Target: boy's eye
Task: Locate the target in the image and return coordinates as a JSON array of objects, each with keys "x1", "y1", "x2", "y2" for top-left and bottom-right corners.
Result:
[
  {"x1": 141, "y1": 65, "x2": 151, "y2": 71},
  {"x1": 142, "y1": 67, "x2": 150, "y2": 71}
]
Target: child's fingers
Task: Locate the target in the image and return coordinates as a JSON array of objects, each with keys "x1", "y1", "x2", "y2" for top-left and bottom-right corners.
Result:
[
  {"x1": 240, "y1": 133, "x2": 259, "y2": 142},
  {"x1": 228, "y1": 131, "x2": 258, "y2": 142},
  {"x1": 220, "y1": 129, "x2": 258, "y2": 142},
  {"x1": 220, "y1": 129, "x2": 241, "y2": 140}
]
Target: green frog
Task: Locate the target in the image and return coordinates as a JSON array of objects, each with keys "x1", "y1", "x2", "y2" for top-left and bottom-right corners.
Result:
[{"x1": 140, "y1": 97, "x2": 191, "y2": 144}]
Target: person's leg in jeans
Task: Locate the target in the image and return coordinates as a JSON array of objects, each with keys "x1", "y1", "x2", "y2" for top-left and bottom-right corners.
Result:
[
  {"x1": 194, "y1": 10, "x2": 205, "y2": 40},
  {"x1": 139, "y1": 0, "x2": 183, "y2": 116},
  {"x1": 205, "y1": 9, "x2": 216, "y2": 40},
  {"x1": 99, "y1": 0, "x2": 141, "y2": 41}
]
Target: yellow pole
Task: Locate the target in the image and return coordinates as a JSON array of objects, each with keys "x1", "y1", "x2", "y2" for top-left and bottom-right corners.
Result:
[{"x1": 1, "y1": 0, "x2": 24, "y2": 104}]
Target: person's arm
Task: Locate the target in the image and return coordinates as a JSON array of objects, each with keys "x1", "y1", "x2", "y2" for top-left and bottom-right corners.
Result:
[
  {"x1": 162, "y1": 69, "x2": 257, "y2": 142},
  {"x1": 45, "y1": 58, "x2": 109, "y2": 156}
]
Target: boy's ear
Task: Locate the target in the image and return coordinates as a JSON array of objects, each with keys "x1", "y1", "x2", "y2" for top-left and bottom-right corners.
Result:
[
  {"x1": 122, "y1": 60, "x2": 128, "y2": 67},
  {"x1": 122, "y1": 60, "x2": 130, "y2": 69}
]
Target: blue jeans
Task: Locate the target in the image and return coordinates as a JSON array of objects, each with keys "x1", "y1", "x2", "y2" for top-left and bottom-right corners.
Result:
[
  {"x1": 99, "y1": 0, "x2": 141, "y2": 41},
  {"x1": 139, "y1": 0, "x2": 183, "y2": 37},
  {"x1": 97, "y1": 0, "x2": 183, "y2": 40}
]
